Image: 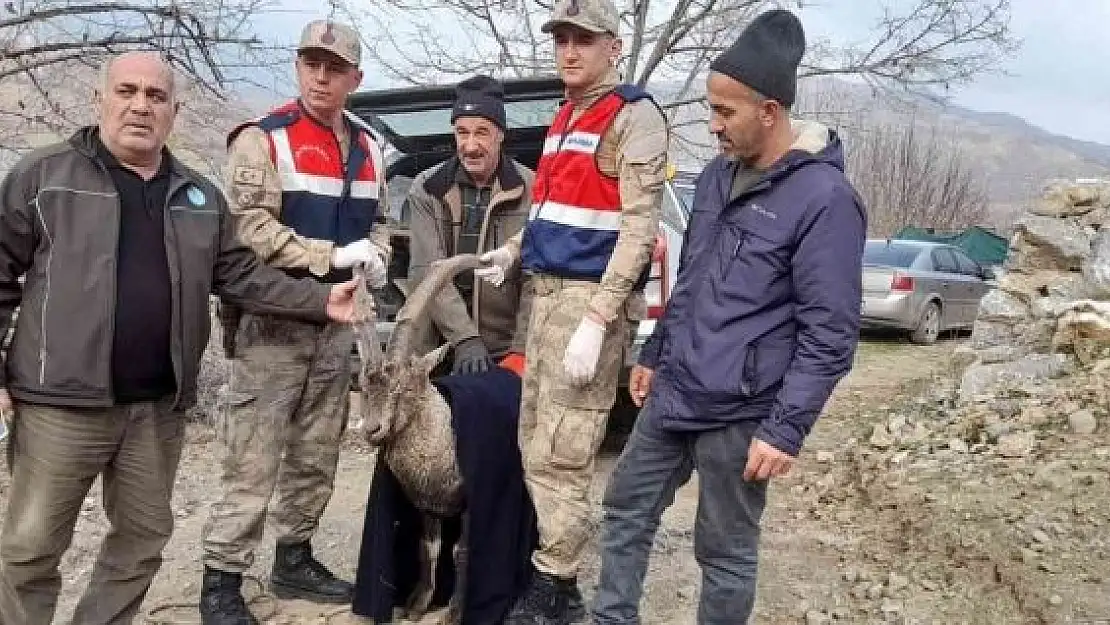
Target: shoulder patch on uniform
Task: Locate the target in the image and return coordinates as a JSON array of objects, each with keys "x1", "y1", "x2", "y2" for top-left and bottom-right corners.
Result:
[
  {"x1": 233, "y1": 166, "x2": 264, "y2": 187},
  {"x1": 257, "y1": 108, "x2": 299, "y2": 132},
  {"x1": 238, "y1": 190, "x2": 259, "y2": 206},
  {"x1": 613, "y1": 83, "x2": 651, "y2": 103}
]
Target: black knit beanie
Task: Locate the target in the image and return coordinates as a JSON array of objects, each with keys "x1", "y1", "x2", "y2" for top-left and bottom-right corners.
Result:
[
  {"x1": 451, "y1": 75, "x2": 507, "y2": 130},
  {"x1": 709, "y1": 9, "x2": 806, "y2": 108}
]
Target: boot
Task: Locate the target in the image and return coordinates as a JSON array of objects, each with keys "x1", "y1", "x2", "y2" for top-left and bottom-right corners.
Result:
[
  {"x1": 269, "y1": 540, "x2": 354, "y2": 604},
  {"x1": 199, "y1": 566, "x2": 259, "y2": 625},
  {"x1": 504, "y1": 571, "x2": 579, "y2": 625}
]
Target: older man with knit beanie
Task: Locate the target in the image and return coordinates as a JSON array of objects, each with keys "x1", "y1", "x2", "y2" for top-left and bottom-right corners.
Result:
[
  {"x1": 591, "y1": 9, "x2": 867, "y2": 623},
  {"x1": 404, "y1": 75, "x2": 535, "y2": 377}
]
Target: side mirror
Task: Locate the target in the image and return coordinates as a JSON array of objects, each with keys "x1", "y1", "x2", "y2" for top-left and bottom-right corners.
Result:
[{"x1": 980, "y1": 266, "x2": 996, "y2": 281}]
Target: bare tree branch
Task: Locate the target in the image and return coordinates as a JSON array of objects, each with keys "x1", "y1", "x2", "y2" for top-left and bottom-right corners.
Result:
[
  {"x1": 0, "y1": 0, "x2": 287, "y2": 169},
  {"x1": 336, "y1": 0, "x2": 1015, "y2": 128},
  {"x1": 846, "y1": 116, "x2": 988, "y2": 235}
]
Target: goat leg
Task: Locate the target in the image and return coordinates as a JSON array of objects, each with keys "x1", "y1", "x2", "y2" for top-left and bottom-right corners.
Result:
[
  {"x1": 405, "y1": 514, "x2": 442, "y2": 620},
  {"x1": 445, "y1": 511, "x2": 468, "y2": 625}
]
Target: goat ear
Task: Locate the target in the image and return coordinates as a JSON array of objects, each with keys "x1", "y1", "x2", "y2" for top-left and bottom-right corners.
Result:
[{"x1": 418, "y1": 343, "x2": 451, "y2": 374}]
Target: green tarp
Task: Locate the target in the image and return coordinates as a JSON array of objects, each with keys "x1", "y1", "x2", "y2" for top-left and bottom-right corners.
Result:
[{"x1": 893, "y1": 225, "x2": 1009, "y2": 266}]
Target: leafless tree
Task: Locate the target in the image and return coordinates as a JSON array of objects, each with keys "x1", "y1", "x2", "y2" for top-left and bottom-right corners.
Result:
[
  {"x1": 336, "y1": 0, "x2": 1015, "y2": 108},
  {"x1": 846, "y1": 117, "x2": 989, "y2": 236},
  {"x1": 0, "y1": 0, "x2": 284, "y2": 167}
]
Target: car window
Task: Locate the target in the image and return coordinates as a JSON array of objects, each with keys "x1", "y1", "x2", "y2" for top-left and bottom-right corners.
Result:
[
  {"x1": 373, "y1": 98, "x2": 562, "y2": 138},
  {"x1": 675, "y1": 184, "x2": 694, "y2": 215},
  {"x1": 863, "y1": 241, "x2": 922, "y2": 268},
  {"x1": 931, "y1": 248, "x2": 960, "y2": 273},
  {"x1": 660, "y1": 184, "x2": 688, "y2": 231},
  {"x1": 385, "y1": 174, "x2": 413, "y2": 225},
  {"x1": 951, "y1": 249, "x2": 982, "y2": 276}
]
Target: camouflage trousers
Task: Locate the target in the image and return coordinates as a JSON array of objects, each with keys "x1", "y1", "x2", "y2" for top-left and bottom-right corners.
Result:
[
  {"x1": 519, "y1": 276, "x2": 628, "y2": 579},
  {"x1": 202, "y1": 312, "x2": 353, "y2": 573}
]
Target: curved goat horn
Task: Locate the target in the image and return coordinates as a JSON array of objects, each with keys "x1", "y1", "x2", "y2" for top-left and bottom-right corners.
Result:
[
  {"x1": 352, "y1": 263, "x2": 382, "y2": 372},
  {"x1": 386, "y1": 253, "x2": 483, "y2": 361}
]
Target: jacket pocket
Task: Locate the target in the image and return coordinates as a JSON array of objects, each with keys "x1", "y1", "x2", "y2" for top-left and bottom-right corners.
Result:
[
  {"x1": 677, "y1": 340, "x2": 753, "y2": 398},
  {"x1": 746, "y1": 337, "x2": 795, "y2": 395},
  {"x1": 7, "y1": 283, "x2": 44, "y2": 388},
  {"x1": 721, "y1": 224, "x2": 791, "y2": 283}
]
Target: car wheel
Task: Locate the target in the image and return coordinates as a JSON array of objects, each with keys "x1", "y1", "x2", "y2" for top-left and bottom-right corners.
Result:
[{"x1": 910, "y1": 301, "x2": 941, "y2": 345}]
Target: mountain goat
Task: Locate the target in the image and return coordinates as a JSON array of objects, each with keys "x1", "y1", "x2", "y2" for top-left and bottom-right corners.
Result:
[{"x1": 351, "y1": 254, "x2": 484, "y2": 623}]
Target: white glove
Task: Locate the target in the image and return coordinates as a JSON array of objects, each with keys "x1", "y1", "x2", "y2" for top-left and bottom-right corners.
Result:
[
  {"x1": 475, "y1": 246, "x2": 515, "y2": 288},
  {"x1": 333, "y1": 239, "x2": 388, "y2": 288},
  {"x1": 563, "y1": 316, "x2": 606, "y2": 386}
]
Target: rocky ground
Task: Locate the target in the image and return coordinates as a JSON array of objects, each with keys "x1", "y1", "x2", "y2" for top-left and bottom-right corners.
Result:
[{"x1": 1, "y1": 332, "x2": 1107, "y2": 624}]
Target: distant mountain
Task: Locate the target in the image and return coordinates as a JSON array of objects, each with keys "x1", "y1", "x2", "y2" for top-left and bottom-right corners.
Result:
[
  {"x1": 655, "y1": 76, "x2": 1110, "y2": 226},
  {"x1": 943, "y1": 104, "x2": 1110, "y2": 169},
  {"x1": 804, "y1": 80, "x2": 1110, "y2": 206}
]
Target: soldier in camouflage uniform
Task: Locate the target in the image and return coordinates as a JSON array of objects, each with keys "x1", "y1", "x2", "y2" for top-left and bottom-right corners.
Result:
[
  {"x1": 475, "y1": 0, "x2": 669, "y2": 622},
  {"x1": 198, "y1": 20, "x2": 391, "y2": 625}
]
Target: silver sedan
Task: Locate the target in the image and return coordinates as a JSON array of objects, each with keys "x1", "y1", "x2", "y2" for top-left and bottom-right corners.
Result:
[{"x1": 860, "y1": 239, "x2": 996, "y2": 344}]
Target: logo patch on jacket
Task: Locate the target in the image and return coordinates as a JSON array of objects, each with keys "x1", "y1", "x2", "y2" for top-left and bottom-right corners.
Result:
[
  {"x1": 187, "y1": 185, "x2": 207, "y2": 207},
  {"x1": 749, "y1": 203, "x2": 777, "y2": 220}
]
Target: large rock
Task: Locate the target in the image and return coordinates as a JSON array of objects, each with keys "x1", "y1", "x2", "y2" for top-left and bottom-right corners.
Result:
[
  {"x1": 970, "y1": 318, "x2": 1055, "y2": 352},
  {"x1": 959, "y1": 353, "x2": 1075, "y2": 401},
  {"x1": 1082, "y1": 229, "x2": 1110, "y2": 297},
  {"x1": 1031, "y1": 180, "x2": 1110, "y2": 217},
  {"x1": 998, "y1": 270, "x2": 1054, "y2": 301},
  {"x1": 1079, "y1": 206, "x2": 1110, "y2": 230},
  {"x1": 1008, "y1": 216, "x2": 1091, "y2": 272},
  {"x1": 977, "y1": 289, "x2": 1030, "y2": 323},
  {"x1": 999, "y1": 271, "x2": 1092, "y2": 304},
  {"x1": 1053, "y1": 300, "x2": 1110, "y2": 364}
]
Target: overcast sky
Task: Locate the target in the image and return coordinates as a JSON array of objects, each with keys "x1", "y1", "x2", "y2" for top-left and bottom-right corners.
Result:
[
  {"x1": 801, "y1": 0, "x2": 1110, "y2": 145},
  {"x1": 256, "y1": 0, "x2": 1110, "y2": 145}
]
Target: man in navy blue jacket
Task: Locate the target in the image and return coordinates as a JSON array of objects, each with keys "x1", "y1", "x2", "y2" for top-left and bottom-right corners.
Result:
[{"x1": 591, "y1": 9, "x2": 866, "y2": 624}]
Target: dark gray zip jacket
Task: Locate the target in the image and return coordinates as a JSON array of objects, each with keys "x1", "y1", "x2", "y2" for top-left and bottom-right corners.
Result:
[{"x1": 0, "y1": 127, "x2": 332, "y2": 410}]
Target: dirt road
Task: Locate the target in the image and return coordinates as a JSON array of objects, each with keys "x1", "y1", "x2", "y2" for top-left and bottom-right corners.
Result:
[{"x1": 6, "y1": 333, "x2": 1101, "y2": 624}]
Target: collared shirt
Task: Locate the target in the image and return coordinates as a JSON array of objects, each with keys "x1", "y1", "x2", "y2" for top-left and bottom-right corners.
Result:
[
  {"x1": 453, "y1": 165, "x2": 494, "y2": 296},
  {"x1": 95, "y1": 133, "x2": 176, "y2": 403}
]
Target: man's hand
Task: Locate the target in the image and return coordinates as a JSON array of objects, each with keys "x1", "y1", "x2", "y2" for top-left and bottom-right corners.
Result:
[
  {"x1": 563, "y1": 315, "x2": 606, "y2": 386},
  {"x1": 0, "y1": 388, "x2": 13, "y2": 442},
  {"x1": 475, "y1": 246, "x2": 515, "y2": 288},
  {"x1": 452, "y1": 337, "x2": 493, "y2": 375},
  {"x1": 325, "y1": 279, "x2": 363, "y2": 323},
  {"x1": 629, "y1": 364, "x2": 654, "y2": 407},
  {"x1": 743, "y1": 438, "x2": 796, "y2": 481},
  {"x1": 332, "y1": 240, "x2": 388, "y2": 288}
]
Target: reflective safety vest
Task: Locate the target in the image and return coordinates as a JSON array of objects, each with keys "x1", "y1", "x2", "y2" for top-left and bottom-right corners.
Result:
[
  {"x1": 521, "y1": 84, "x2": 652, "y2": 282},
  {"x1": 245, "y1": 100, "x2": 382, "y2": 253}
]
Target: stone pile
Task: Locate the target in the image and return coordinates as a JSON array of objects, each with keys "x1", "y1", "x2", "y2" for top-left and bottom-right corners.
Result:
[{"x1": 959, "y1": 179, "x2": 1110, "y2": 401}]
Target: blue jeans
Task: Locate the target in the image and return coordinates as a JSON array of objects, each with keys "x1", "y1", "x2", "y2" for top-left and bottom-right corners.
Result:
[{"x1": 592, "y1": 403, "x2": 768, "y2": 624}]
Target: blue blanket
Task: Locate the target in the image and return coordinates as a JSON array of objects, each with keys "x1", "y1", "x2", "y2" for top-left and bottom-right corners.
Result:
[{"x1": 351, "y1": 367, "x2": 537, "y2": 624}]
